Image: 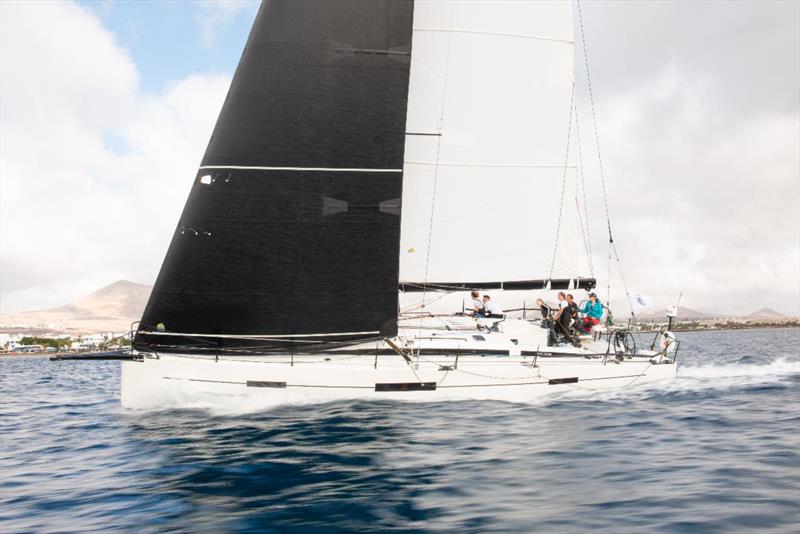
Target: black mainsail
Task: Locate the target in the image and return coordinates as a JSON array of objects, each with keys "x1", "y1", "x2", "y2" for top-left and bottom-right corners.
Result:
[{"x1": 135, "y1": 0, "x2": 414, "y2": 355}]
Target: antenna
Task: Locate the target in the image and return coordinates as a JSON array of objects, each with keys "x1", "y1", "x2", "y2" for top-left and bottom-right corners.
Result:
[{"x1": 666, "y1": 290, "x2": 682, "y2": 330}]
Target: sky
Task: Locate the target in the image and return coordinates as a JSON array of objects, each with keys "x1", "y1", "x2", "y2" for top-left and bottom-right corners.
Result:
[{"x1": 1, "y1": 0, "x2": 798, "y2": 317}]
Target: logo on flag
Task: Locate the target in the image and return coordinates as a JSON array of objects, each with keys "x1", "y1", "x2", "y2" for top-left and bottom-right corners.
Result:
[{"x1": 630, "y1": 292, "x2": 653, "y2": 308}]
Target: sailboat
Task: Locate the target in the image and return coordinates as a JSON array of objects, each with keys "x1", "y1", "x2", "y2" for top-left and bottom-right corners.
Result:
[{"x1": 121, "y1": 0, "x2": 678, "y2": 409}]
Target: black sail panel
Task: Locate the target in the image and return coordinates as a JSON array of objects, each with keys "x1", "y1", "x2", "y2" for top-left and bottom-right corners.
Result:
[{"x1": 135, "y1": 0, "x2": 414, "y2": 355}]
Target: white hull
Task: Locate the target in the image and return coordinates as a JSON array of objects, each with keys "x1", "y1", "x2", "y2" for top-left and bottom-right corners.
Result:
[
  {"x1": 121, "y1": 319, "x2": 677, "y2": 409},
  {"x1": 121, "y1": 354, "x2": 675, "y2": 409}
]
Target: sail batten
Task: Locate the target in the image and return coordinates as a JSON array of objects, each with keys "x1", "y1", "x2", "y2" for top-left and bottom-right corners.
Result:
[
  {"x1": 405, "y1": 161, "x2": 578, "y2": 168},
  {"x1": 414, "y1": 27, "x2": 575, "y2": 44},
  {"x1": 198, "y1": 166, "x2": 404, "y2": 173}
]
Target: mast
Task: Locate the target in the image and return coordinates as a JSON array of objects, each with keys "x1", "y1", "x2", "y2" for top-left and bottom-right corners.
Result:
[{"x1": 135, "y1": 0, "x2": 415, "y2": 355}]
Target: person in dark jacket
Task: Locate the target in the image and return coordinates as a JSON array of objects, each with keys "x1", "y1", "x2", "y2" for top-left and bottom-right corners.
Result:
[
  {"x1": 563, "y1": 294, "x2": 581, "y2": 345},
  {"x1": 567, "y1": 293, "x2": 580, "y2": 324},
  {"x1": 470, "y1": 289, "x2": 486, "y2": 317},
  {"x1": 536, "y1": 298, "x2": 552, "y2": 328},
  {"x1": 553, "y1": 292, "x2": 575, "y2": 344}
]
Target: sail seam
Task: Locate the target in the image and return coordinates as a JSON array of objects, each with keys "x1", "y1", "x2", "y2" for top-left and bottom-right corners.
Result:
[
  {"x1": 415, "y1": 27, "x2": 574, "y2": 44},
  {"x1": 406, "y1": 161, "x2": 577, "y2": 168},
  {"x1": 198, "y1": 165, "x2": 402, "y2": 173},
  {"x1": 141, "y1": 331, "x2": 379, "y2": 339}
]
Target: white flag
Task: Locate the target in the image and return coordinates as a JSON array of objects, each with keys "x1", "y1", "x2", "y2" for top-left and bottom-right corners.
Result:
[{"x1": 630, "y1": 292, "x2": 653, "y2": 308}]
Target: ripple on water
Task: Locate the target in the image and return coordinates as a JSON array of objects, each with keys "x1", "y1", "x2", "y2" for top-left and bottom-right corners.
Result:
[{"x1": 1, "y1": 329, "x2": 799, "y2": 533}]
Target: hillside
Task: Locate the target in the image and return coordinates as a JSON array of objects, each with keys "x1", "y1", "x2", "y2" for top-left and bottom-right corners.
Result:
[
  {"x1": 637, "y1": 307, "x2": 724, "y2": 320},
  {"x1": 639, "y1": 306, "x2": 794, "y2": 322},
  {"x1": 2, "y1": 283, "x2": 793, "y2": 334},
  {"x1": 0, "y1": 280, "x2": 152, "y2": 334},
  {"x1": 746, "y1": 308, "x2": 786, "y2": 319}
]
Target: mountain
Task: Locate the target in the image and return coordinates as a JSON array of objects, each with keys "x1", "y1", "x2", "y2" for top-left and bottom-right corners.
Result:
[
  {"x1": 0, "y1": 280, "x2": 152, "y2": 334},
  {"x1": 639, "y1": 307, "x2": 792, "y2": 321},
  {"x1": 746, "y1": 308, "x2": 786, "y2": 319},
  {"x1": 637, "y1": 307, "x2": 724, "y2": 320}
]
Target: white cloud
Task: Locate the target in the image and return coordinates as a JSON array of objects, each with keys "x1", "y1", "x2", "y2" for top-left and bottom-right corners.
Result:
[
  {"x1": 567, "y1": 0, "x2": 800, "y2": 316},
  {"x1": 0, "y1": 0, "x2": 797, "y2": 318},
  {"x1": 580, "y1": 63, "x2": 799, "y2": 315},
  {"x1": 1, "y1": 1, "x2": 230, "y2": 313},
  {"x1": 193, "y1": 0, "x2": 259, "y2": 47}
]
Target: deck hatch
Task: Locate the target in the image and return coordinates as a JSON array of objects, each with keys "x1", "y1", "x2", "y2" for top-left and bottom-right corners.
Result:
[
  {"x1": 375, "y1": 382, "x2": 437, "y2": 392},
  {"x1": 247, "y1": 380, "x2": 287, "y2": 388},
  {"x1": 548, "y1": 377, "x2": 579, "y2": 385}
]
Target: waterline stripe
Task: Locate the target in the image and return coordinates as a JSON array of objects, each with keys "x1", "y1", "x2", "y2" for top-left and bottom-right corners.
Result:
[{"x1": 198, "y1": 165, "x2": 402, "y2": 173}]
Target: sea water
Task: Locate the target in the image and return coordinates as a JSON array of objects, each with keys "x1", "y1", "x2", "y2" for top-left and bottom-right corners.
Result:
[{"x1": 1, "y1": 328, "x2": 798, "y2": 533}]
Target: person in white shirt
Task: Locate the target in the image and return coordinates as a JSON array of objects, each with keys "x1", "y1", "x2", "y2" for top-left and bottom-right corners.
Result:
[
  {"x1": 482, "y1": 294, "x2": 503, "y2": 317},
  {"x1": 555, "y1": 292, "x2": 572, "y2": 341},
  {"x1": 554, "y1": 292, "x2": 568, "y2": 320},
  {"x1": 470, "y1": 289, "x2": 486, "y2": 317}
]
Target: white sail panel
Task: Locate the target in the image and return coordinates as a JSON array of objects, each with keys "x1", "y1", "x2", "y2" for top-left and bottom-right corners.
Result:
[{"x1": 401, "y1": 0, "x2": 588, "y2": 283}]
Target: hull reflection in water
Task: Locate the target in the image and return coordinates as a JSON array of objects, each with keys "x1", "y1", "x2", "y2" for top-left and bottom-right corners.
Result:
[{"x1": 5, "y1": 330, "x2": 796, "y2": 532}]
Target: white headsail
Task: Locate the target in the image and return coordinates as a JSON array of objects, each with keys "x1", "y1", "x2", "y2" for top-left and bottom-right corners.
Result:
[{"x1": 400, "y1": 0, "x2": 590, "y2": 286}]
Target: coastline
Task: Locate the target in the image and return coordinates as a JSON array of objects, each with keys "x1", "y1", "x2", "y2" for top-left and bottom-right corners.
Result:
[
  {"x1": 637, "y1": 324, "x2": 800, "y2": 334},
  {"x1": 4, "y1": 326, "x2": 798, "y2": 357}
]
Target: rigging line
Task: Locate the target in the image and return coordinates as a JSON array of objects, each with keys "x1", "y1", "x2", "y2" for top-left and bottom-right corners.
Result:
[
  {"x1": 547, "y1": 81, "x2": 576, "y2": 280},
  {"x1": 421, "y1": 0, "x2": 455, "y2": 319},
  {"x1": 576, "y1": 0, "x2": 612, "y2": 244},
  {"x1": 611, "y1": 239, "x2": 636, "y2": 320},
  {"x1": 573, "y1": 98, "x2": 594, "y2": 277},
  {"x1": 607, "y1": 249, "x2": 612, "y2": 311},
  {"x1": 574, "y1": 196, "x2": 592, "y2": 279},
  {"x1": 577, "y1": 0, "x2": 634, "y2": 319},
  {"x1": 399, "y1": 290, "x2": 454, "y2": 314}
]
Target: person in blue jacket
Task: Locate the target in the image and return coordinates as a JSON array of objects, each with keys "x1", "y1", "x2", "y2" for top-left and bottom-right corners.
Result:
[{"x1": 580, "y1": 292, "x2": 604, "y2": 332}]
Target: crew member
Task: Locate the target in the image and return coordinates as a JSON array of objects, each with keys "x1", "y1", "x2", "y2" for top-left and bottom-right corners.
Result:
[
  {"x1": 482, "y1": 294, "x2": 503, "y2": 317},
  {"x1": 554, "y1": 292, "x2": 571, "y2": 342},
  {"x1": 564, "y1": 294, "x2": 581, "y2": 345},
  {"x1": 470, "y1": 289, "x2": 486, "y2": 317},
  {"x1": 536, "y1": 298, "x2": 552, "y2": 328},
  {"x1": 554, "y1": 292, "x2": 567, "y2": 321},
  {"x1": 566, "y1": 294, "x2": 580, "y2": 320},
  {"x1": 580, "y1": 292, "x2": 604, "y2": 332}
]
